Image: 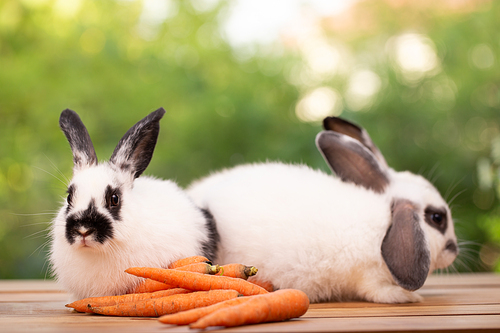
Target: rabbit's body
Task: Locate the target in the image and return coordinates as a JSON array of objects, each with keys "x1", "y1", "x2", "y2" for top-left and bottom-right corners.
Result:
[
  {"x1": 50, "y1": 109, "x2": 215, "y2": 300},
  {"x1": 189, "y1": 162, "x2": 394, "y2": 302},
  {"x1": 188, "y1": 117, "x2": 459, "y2": 303}
]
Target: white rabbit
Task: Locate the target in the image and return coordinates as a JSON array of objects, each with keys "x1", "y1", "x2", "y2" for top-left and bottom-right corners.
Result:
[
  {"x1": 50, "y1": 108, "x2": 218, "y2": 301},
  {"x1": 187, "y1": 116, "x2": 459, "y2": 303}
]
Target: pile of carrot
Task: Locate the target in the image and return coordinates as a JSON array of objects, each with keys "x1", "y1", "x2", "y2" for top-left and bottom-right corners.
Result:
[{"x1": 66, "y1": 256, "x2": 309, "y2": 329}]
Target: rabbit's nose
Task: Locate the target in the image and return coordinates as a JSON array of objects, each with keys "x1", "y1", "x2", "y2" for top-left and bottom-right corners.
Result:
[
  {"x1": 78, "y1": 227, "x2": 94, "y2": 237},
  {"x1": 445, "y1": 239, "x2": 458, "y2": 254}
]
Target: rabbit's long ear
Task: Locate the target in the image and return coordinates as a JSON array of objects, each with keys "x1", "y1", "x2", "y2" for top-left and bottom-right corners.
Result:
[
  {"x1": 323, "y1": 117, "x2": 388, "y2": 169},
  {"x1": 110, "y1": 108, "x2": 165, "y2": 179},
  {"x1": 109, "y1": 108, "x2": 165, "y2": 178},
  {"x1": 316, "y1": 131, "x2": 389, "y2": 193},
  {"x1": 59, "y1": 109, "x2": 98, "y2": 170},
  {"x1": 381, "y1": 199, "x2": 430, "y2": 291}
]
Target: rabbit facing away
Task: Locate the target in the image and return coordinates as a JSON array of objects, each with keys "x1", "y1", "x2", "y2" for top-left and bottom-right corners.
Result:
[
  {"x1": 187, "y1": 117, "x2": 459, "y2": 303},
  {"x1": 50, "y1": 108, "x2": 218, "y2": 300}
]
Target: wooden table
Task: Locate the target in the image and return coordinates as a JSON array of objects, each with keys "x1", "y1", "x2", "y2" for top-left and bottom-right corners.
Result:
[{"x1": 1, "y1": 274, "x2": 499, "y2": 332}]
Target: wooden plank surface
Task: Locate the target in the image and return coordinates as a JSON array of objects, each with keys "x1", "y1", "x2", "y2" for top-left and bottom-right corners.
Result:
[{"x1": 1, "y1": 274, "x2": 499, "y2": 332}]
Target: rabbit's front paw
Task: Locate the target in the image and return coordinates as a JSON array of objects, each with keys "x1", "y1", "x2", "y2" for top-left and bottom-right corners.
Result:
[{"x1": 365, "y1": 284, "x2": 424, "y2": 303}]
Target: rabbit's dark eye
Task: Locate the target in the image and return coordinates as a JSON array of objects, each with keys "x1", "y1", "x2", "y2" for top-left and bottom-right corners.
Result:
[
  {"x1": 432, "y1": 213, "x2": 443, "y2": 224},
  {"x1": 104, "y1": 185, "x2": 122, "y2": 220},
  {"x1": 424, "y1": 206, "x2": 448, "y2": 234},
  {"x1": 110, "y1": 194, "x2": 119, "y2": 207},
  {"x1": 67, "y1": 193, "x2": 72, "y2": 205}
]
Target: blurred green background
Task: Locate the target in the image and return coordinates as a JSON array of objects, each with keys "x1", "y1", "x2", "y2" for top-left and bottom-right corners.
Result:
[{"x1": 0, "y1": 0, "x2": 499, "y2": 279}]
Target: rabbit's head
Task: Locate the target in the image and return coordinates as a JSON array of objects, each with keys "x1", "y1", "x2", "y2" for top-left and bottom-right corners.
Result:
[
  {"x1": 317, "y1": 117, "x2": 458, "y2": 291},
  {"x1": 54, "y1": 108, "x2": 165, "y2": 250}
]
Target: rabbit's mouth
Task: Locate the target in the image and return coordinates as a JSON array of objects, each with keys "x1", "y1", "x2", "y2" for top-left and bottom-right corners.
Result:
[
  {"x1": 70, "y1": 226, "x2": 100, "y2": 249},
  {"x1": 76, "y1": 232, "x2": 93, "y2": 248},
  {"x1": 434, "y1": 240, "x2": 459, "y2": 270}
]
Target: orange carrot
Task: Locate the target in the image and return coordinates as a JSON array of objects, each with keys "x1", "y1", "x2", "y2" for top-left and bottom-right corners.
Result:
[
  {"x1": 126, "y1": 267, "x2": 269, "y2": 296},
  {"x1": 129, "y1": 279, "x2": 171, "y2": 294},
  {"x1": 248, "y1": 277, "x2": 275, "y2": 292},
  {"x1": 66, "y1": 288, "x2": 190, "y2": 313},
  {"x1": 168, "y1": 255, "x2": 210, "y2": 269},
  {"x1": 89, "y1": 290, "x2": 239, "y2": 317},
  {"x1": 177, "y1": 262, "x2": 220, "y2": 274},
  {"x1": 158, "y1": 297, "x2": 251, "y2": 325},
  {"x1": 219, "y1": 264, "x2": 258, "y2": 280},
  {"x1": 190, "y1": 289, "x2": 310, "y2": 329},
  {"x1": 129, "y1": 263, "x2": 220, "y2": 294}
]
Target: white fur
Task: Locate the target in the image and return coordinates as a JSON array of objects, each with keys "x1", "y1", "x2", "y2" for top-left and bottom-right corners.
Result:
[
  {"x1": 50, "y1": 163, "x2": 208, "y2": 301},
  {"x1": 187, "y1": 162, "x2": 458, "y2": 303}
]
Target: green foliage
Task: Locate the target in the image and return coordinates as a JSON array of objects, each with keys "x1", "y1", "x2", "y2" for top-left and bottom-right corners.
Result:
[
  {"x1": 0, "y1": 0, "x2": 499, "y2": 278},
  {"x1": 476, "y1": 135, "x2": 500, "y2": 271},
  {"x1": 478, "y1": 211, "x2": 500, "y2": 271}
]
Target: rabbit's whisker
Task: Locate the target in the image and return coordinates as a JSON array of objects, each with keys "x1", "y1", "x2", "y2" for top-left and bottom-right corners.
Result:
[
  {"x1": 447, "y1": 188, "x2": 467, "y2": 207},
  {"x1": 426, "y1": 162, "x2": 441, "y2": 184},
  {"x1": 43, "y1": 153, "x2": 70, "y2": 184},
  {"x1": 33, "y1": 166, "x2": 68, "y2": 187},
  {"x1": 24, "y1": 229, "x2": 51, "y2": 240}
]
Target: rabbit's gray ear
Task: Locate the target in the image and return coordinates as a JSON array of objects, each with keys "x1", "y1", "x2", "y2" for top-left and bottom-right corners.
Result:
[
  {"x1": 381, "y1": 199, "x2": 430, "y2": 291},
  {"x1": 316, "y1": 131, "x2": 389, "y2": 193},
  {"x1": 110, "y1": 108, "x2": 166, "y2": 179},
  {"x1": 59, "y1": 109, "x2": 98, "y2": 170},
  {"x1": 323, "y1": 117, "x2": 388, "y2": 169}
]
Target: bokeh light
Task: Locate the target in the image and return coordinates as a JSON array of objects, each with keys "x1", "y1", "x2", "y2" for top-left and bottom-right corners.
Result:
[
  {"x1": 296, "y1": 87, "x2": 342, "y2": 122},
  {"x1": 470, "y1": 43, "x2": 495, "y2": 70},
  {"x1": 388, "y1": 33, "x2": 440, "y2": 84},
  {"x1": 1, "y1": 0, "x2": 499, "y2": 279},
  {"x1": 345, "y1": 69, "x2": 382, "y2": 112}
]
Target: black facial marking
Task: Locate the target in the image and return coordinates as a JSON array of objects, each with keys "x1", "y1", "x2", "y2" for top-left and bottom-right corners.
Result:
[
  {"x1": 66, "y1": 184, "x2": 75, "y2": 214},
  {"x1": 65, "y1": 200, "x2": 114, "y2": 244},
  {"x1": 104, "y1": 185, "x2": 122, "y2": 221},
  {"x1": 200, "y1": 208, "x2": 220, "y2": 262},
  {"x1": 424, "y1": 206, "x2": 448, "y2": 234}
]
